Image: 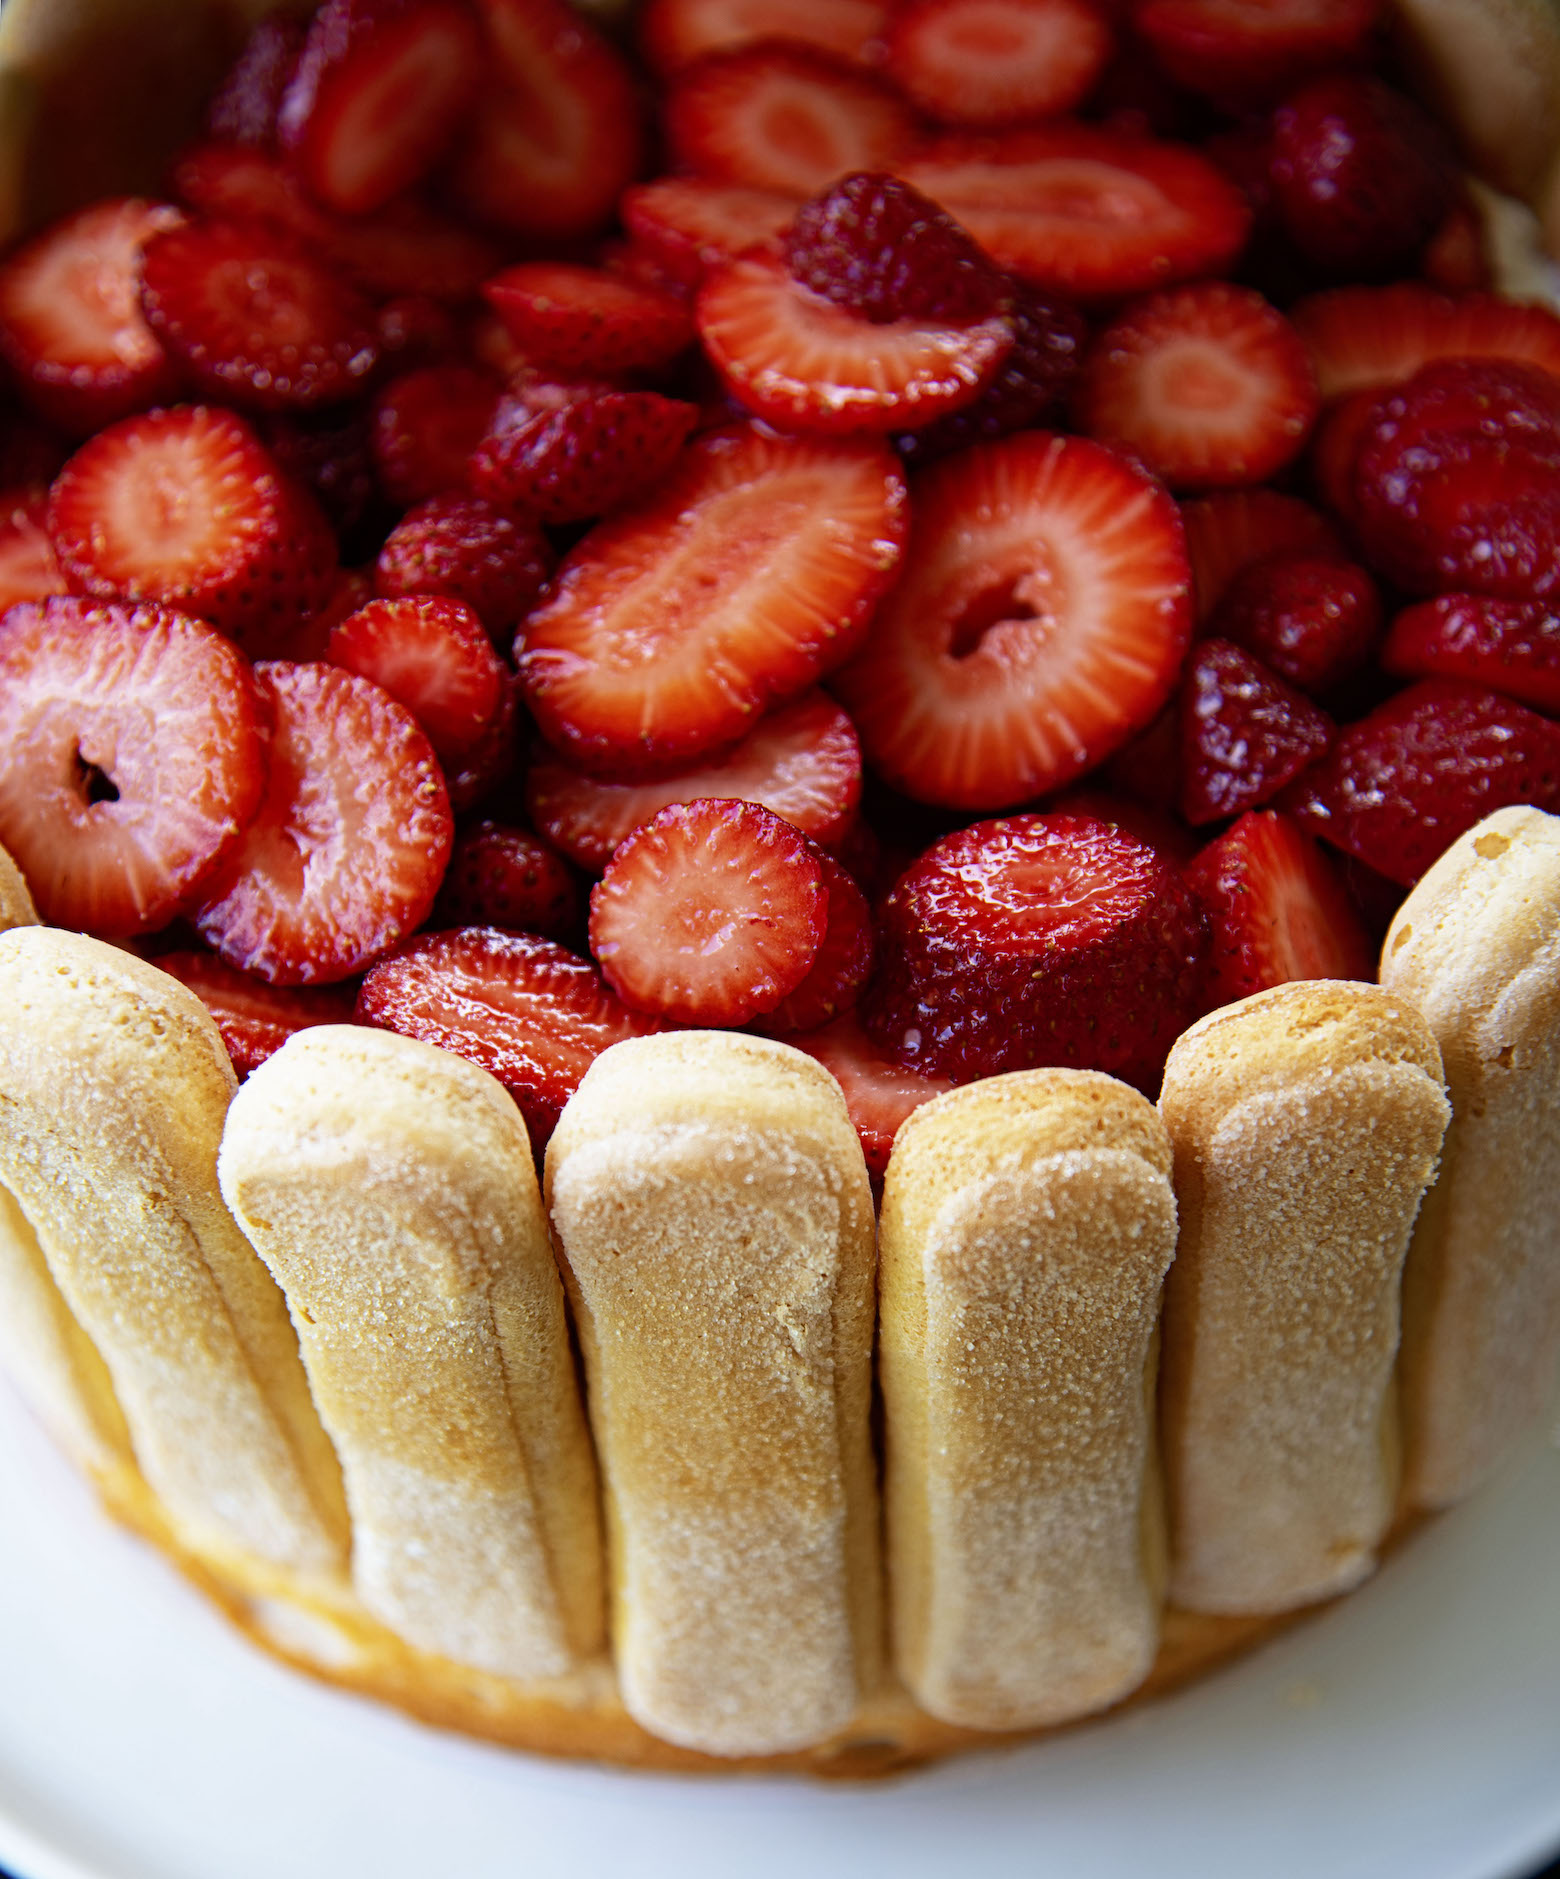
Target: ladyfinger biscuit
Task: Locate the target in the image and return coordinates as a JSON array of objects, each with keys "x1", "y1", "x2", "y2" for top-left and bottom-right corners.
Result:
[
  {"x1": 220, "y1": 1026, "x2": 604, "y2": 1678},
  {"x1": 0, "y1": 927, "x2": 348, "y2": 1575},
  {"x1": 1380, "y1": 806, "x2": 1560, "y2": 1510},
  {"x1": 0, "y1": 840, "x2": 35, "y2": 931},
  {"x1": 879, "y1": 1071, "x2": 1177, "y2": 1732},
  {"x1": 1159, "y1": 982, "x2": 1449, "y2": 1613},
  {"x1": 545, "y1": 1031, "x2": 878, "y2": 1757}
]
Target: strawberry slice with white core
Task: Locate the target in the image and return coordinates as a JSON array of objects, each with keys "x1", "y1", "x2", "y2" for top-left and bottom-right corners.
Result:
[
  {"x1": 588, "y1": 798, "x2": 828, "y2": 1024},
  {"x1": 666, "y1": 43, "x2": 919, "y2": 197},
  {"x1": 641, "y1": 0, "x2": 888, "y2": 71},
  {"x1": 46, "y1": 405, "x2": 339, "y2": 649},
  {"x1": 481, "y1": 262, "x2": 695, "y2": 376},
  {"x1": 790, "y1": 1010, "x2": 953, "y2": 1179},
  {"x1": 751, "y1": 847, "x2": 874, "y2": 1034},
  {"x1": 139, "y1": 217, "x2": 381, "y2": 411},
  {"x1": 525, "y1": 689, "x2": 862, "y2": 870},
  {"x1": 0, "y1": 198, "x2": 185, "y2": 434},
  {"x1": 621, "y1": 177, "x2": 804, "y2": 287},
  {"x1": 883, "y1": 0, "x2": 1115, "y2": 127},
  {"x1": 153, "y1": 949, "x2": 356, "y2": 1078},
  {"x1": 327, "y1": 595, "x2": 507, "y2": 766},
  {"x1": 1130, "y1": 0, "x2": 1379, "y2": 101},
  {"x1": 1074, "y1": 281, "x2": 1319, "y2": 489},
  {"x1": 1290, "y1": 283, "x2": 1560, "y2": 401},
  {"x1": 0, "y1": 598, "x2": 264, "y2": 937},
  {"x1": 195, "y1": 661, "x2": 453, "y2": 985},
  {"x1": 0, "y1": 489, "x2": 67, "y2": 613},
  {"x1": 898, "y1": 127, "x2": 1251, "y2": 300},
  {"x1": 357, "y1": 926, "x2": 664, "y2": 1145},
  {"x1": 447, "y1": 0, "x2": 645, "y2": 240},
  {"x1": 831, "y1": 431, "x2": 1192, "y2": 810},
  {"x1": 697, "y1": 250, "x2": 1015, "y2": 435},
  {"x1": 519, "y1": 423, "x2": 907, "y2": 780},
  {"x1": 277, "y1": 0, "x2": 483, "y2": 214}
]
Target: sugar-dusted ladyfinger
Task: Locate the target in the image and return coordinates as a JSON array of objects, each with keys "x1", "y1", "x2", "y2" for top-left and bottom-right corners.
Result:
[
  {"x1": 545, "y1": 1031, "x2": 878, "y2": 1757},
  {"x1": 0, "y1": 928, "x2": 348, "y2": 1575},
  {"x1": 1159, "y1": 982, "x2": 1449, "y2": 1613},
  {"x1": 1380, "y1": 805, "x2": 1560, "y2": 1510},
  {"x1": 879, "y1": 1071, "x2": 1177, "y2": 1731},
  {"x1": 220, "y1": 1026, "x2": 604, "y2": 1678},
  {"x1": 0, "y1": 841, "x2": 35, "y2": 931}
]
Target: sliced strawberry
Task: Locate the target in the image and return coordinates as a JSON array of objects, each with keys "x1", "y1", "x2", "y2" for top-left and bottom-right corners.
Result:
[
  {"x1": 1075, "y1": 281, "x2": 1318, "y2": 490},
  {"x1": 376, "y1": 293, "x2": 463, "y2": 366},
  {"x1": 259, "y1": 404, "x2": 377, "y2": 538},
  {"x1": 1290, "y1": 283, "x2": 1560, "y2": 401},
  {"x1": 1283, "y1": 678, "x2": 1560, "y2": 886},
  {"x1": 371, "y1": 364, "x2": 500, "y2": 507},
  {"x1": 0, "y1": 198, "x2": 184, "y2": 434},
  {"x1": 1178, "y1": 638, "x2": 1334, "y2": 826},
  {"x1": 139, "y1": 217, "x2": 381, "y2": 412},
  {"x1": 327, "y1": 595, "x2": 507, "y2": 766},
  {"x1": 196, "y1": 660, "x2": 453, "y2": 984},
  {"x1": 1104, "y1": 701, "x2": 1180, "y2": 811},
  {"x1": 1130, "y1": 0, "x2": 1379, "y2": 102},
  {"x1": 447, "y1": 0, "x2": 645, "y2": 240},
  {"x1": 433, "y1": 819, "x2": 580, "y2": 940},
  {"x1": 0, "y1": 599, "x2": 264, "y2": 937},
  {"x1": 265, "y1": 565, "x2": 373, "y2": 665},
  {"x1": 444, "y1": 674, "x2": 521, "y2": 815},
  {"x1": 356, "y1": 927, "x2": 663, "y2": 1146},
  {"x1": 1186, "y1": 808, "x2": 1374, "y2": 1011},
  {"x1": 898, "y1": 127, "x2": 1251, "y2": 299},
  {"x1": 1180, "y1": 487, "x2": 1344, "y2": 620},
  {"x1": 697, "y1": 248, "x2": 1014, "y2": 435},
  {"x1": 831, "y1": 431, "x2": 1192, "y2": 810},
  {"x1": 1211, "y1": 551, "x2": 1381, "y2": 694},
  {"x1": 519, "y1": 424, "x2": 907, "y2": 779},
  {"x1": 47, "y1": 405, "x2": 338, "y2": 650},
  {"x1": 790, "y1": 1010, "x2": 952, "y2": 1180},
  {"x1": 153, "y1": 949, "x2": 355, "y2": 1077},
  {"x1": 641, "y1": 0, "x2": 888, "y2": 71},
  {"x1": 526, "y1": 688, "x2": 861, "y2": 870},
  {"x1": 0, "y1": 488, "x2": 67, "y2": 613},
  {"x1": 277, "y1": 0, "x2": 482, "y2": 214},
  {"x1": 883, "y1": 0, "x2": 1114, "y2": 127},
  {"x1": 205, "y1": 14, "x2": 307, "y2": 149},
  {"x1": 1382, "y1": 595, "x2": 1560, "y2": 715},
  {"x1": 861, "y1": 811, "x2": 1208, "y2": 1086},
  {"x1": 1043, "y1": 784, "x2": 1200, "y2": 864},
  {"x1": 468, "y1": 388, "x2": 699, "y2": 523},
  {"x1": 751, "y1": 847, "x2": 873, "y2": 1034},
  {"x1": 666, "y1": 43, "x2": 918, "y2": 197},
  {"x1": 587, "y1": 798, "x2": 827, "y2": 1023},
  {"x1": 621, "y1": 177, "x2": 803, "y2": 287},
  {"x1": 1307, "y1": 385, "x2": 1377, "y2": 523},
  {"x1": 482, "y1": 262, "x2": 695, "y2": 376},
  {"x1": 375, "y1": 491, "x2": 553, "y2": 640}
]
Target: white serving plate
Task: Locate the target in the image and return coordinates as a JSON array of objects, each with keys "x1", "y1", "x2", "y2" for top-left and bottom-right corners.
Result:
[{"x1": 0, "y1": 1371, "x2": 1557, "y2": 1879}]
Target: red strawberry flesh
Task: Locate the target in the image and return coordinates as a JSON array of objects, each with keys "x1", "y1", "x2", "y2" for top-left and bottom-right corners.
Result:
[
  {"x1": 434, "y1": 820, "x2": 580, "y2": 942},
  {"x1": 1382, "y1": 594, "x2": 1560, "y2": 714},
  {"x1": 1178, "y1": 638, "x2": 1335, "y2": 826},
  {"x1": 751, "y1": 847, "x2": 874, "y2": 1035},
  {"x1": 153, "y1": 948, "x2": 356, "y2": 1077},
  {"x1": 327, "y1": 595, "x2": 507, "y2": 765},
  {"x1": 375, "y1": 492, "x2": 553, "y2": 641},
  {"x1": 482, "y1": 262, "x2": 696, "y2": 376},
  {"x1": 1211, "y1": 551, "x2": 1382, "y2": 693},
  {"x1": 883, "y1": 0, "x2": 1115, "y2": 127},
  {"x1": 790, "y1": 1010, "x2": 953, "y2": 1179}
]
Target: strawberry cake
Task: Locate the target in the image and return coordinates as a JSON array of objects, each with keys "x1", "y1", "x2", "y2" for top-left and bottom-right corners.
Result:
[{"x1": 0, "y1": 0, "x2": 1558, "y2": 1774}]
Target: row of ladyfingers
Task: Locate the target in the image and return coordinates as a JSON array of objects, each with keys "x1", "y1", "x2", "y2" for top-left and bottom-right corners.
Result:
[{"x1": 0, "y1": 807, "x2": 1557, "y2": 1764}]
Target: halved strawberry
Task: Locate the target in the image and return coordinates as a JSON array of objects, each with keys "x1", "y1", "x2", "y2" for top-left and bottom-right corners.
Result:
[
  {"x1": 1186, "y1": 809, "x2": 1374, "y2": 1011},
  {"x1": 519, "y1": 423, "x2": 907, "y2": 779},
  {"x1": 0, "y1": 599, "x2": 264, "y2": 937},
  {"x1": 791, "y1": 1010, "x2": 953, "y2": 1178},
  {"x1": 1180, "y1": 486, "x2": 1344, "y2": 620},
  {"x1": 371, "y1": 364, "x2": 500, "y2": 507},
  {"x1": 47, "y1": 405, "x2": 339, "y2": 650},
  {"x1": 1075, "y1": 281, "x2": 1318, "y2": 489},
  {"x1": 588, "y1": 798, "x2": 827, "y2": 1023},
  {"x1": 277, "y1": 0, "x2": 483, "y2": 214},
  {"x1": 883, "y1": 0, "x2": 1114, "y2": 127},
  {"x1": 196, "y1": 661, "x2": 453, "y2": 985},
  {"x1": 862, "y1": 811, "x2": 1208, "y2": 1086},
  {"x1": 0, "y1": 198, "x2": 185, "y2": 434},
  {"x1": 697, "y1": 249, "x2": 1015, "y2": 434},
  {"x1": 447, "y1": 0, "x2": 645, "y2": 240},
  {"x1": 898, "y1": 127, "x2": 1251, "y2": 299},
  {"x1": 1130, "y1": 0, "x2": 1379, "y2": 101},
  {"x1": 620, "y1": 177, "x2": 804, "y2": 287},
  {"x1": 375, "y1": 491, "x2": 553, "y2": 640},
  {"x1": 468, "y1": 387, "x2": 699, "y2": 523},
  {"x1": 482, "y1": 262, "x2": 695, "y2": 376},
  {"x1": 433, "y1": 819, "x2": 580, "y2": 940},
  {"x1": 1211, "y1": 551, "x2": 1381, "y2": 694},
  {"x1": 526, "y1": 688, "x2": 861, "y2": 870},
  {"x1": 139, "y1": 217, "x2": 381, "y2": 411},
  {"x1": 1290, "y1": 283, "x2": 1560, "y2": 401},
  {"x1": 1178, "y1": 638, "x2": 1334, "y2": 826},
  {"x1": 831, "y1": 431, "x2": 1191, "y2": 810},
  {"x1": 327, "y1": 595, "x2": 508, "y2": 766},
  {"x1": 153, "y1": 949, "x2": 356, "y2": 1078},
  {"x1": 206, "y1": 14, "x2": 307, "y2": 149},
  {"x1": 1382, "y1": 595, "x2": 1560, "y2": 715},
  {"x1": 0, "y1": 488, "x2": 67, "y2": 613},
  {"x1": 641, "y1": 0, "x2": 888, "y2": 71},
  {"x1": 666, "y1": 42, "x2": 918, "y2": 197},
  {"x1": 751, "y1": 847, "x2": 873, "y2": 1034}
]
